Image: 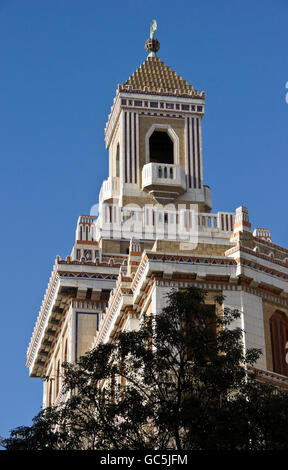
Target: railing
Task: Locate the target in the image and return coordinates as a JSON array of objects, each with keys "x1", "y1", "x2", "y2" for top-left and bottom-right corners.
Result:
[
  {"x1": 99, "y1": 177, "x2": 119, "y2": 203},
  {"x1": 142, "y1": 163, "x2": 186, "y2": 191},
  {"x1": 198, "y1": 212, "x2": 234, "y2": 232},
  {"x1": 94, "y1": 204, "x2": 235, "y2": 242}
]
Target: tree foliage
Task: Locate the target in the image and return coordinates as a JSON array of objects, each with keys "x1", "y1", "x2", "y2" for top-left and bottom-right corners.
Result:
[{"x1": 3, "y1": 287, "x2": 288, "y2": 450}]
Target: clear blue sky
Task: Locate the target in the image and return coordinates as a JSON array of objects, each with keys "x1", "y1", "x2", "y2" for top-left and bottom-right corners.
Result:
[{"x1": 0, "y1": 0, "x2": 287, "y2": 442}]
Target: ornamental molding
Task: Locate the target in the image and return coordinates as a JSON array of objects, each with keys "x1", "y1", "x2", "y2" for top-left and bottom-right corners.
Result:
[
  {"x1": 226, "y1": 244, "x2": 288, "y2": 269},
  {"x1": 154, "y1": 279, "x2": 288, "y2": 307},
  {"x1": 26, "y1": 263, "x2": 60, "y2": 368}
]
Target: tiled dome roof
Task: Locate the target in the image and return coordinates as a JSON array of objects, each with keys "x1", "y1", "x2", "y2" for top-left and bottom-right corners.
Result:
[{"x1": 121, "y1": 56, "x2": 204, "y2": 98}]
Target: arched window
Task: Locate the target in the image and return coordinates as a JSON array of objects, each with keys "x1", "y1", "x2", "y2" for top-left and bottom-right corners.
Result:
[
  {"x1": 56, "y1": 360, "x2": 60, "y2": 397},
  {"x1": 116, "y1": 143, "x2": 120, "y2": 177},
  {"x1": 270, "y1": 311, "x2": 288, "y2": 376},
  {"x1": 149, "y1": 131, "x2": 174, "y2": 164},
  {"x1": 186, "y1": 304, "x2": 216, "y2": 360},
  {"x1": 63, "y1": 339, "x2": 68, "y2": 363},
  {"x1": 48, "y1": 380, "x2": 52, "y2": 406}
]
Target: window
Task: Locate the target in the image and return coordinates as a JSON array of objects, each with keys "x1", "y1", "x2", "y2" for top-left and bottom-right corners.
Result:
[
  {"x1": 47, "y1": 380, "x2": 52, "y2": 406},
  {"x1": 101, "y1": 289, "x2": 111, "y2": 301},
  {"x1": 185, "y1": 304, "x2": 216, "y2": 360},
  {"x1": 86, "y1": 288, "x2": 92, "y2": 299},
  {"x1": 270, "y1": 311, "x2": 288, "y2": 376},
  {"x1": 63, "y1": 339, "x2": 68, "y2": 363},
  {"x1": 56, "y1": 360, "x2": 60, "y2": 397},
  {"x1": 149, "y1": 131, "x2": 174, "y2": 164},
  {"x1": 116, "y1": 143, "x2": 120, "y2": 177},
  {"x1": 84, "y1": 249, "x2": 92, "y2": 261}
]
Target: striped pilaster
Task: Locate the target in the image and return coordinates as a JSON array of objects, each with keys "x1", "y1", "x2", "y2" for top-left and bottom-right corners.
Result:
[
  {"x1": 186, "y1": 117, "x2": 203, "y2": 189},
  {"x1": 123, "y1": 111, "x2": 138, "y2": 184}
]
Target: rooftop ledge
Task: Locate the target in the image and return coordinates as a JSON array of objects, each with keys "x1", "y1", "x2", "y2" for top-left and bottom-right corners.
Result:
[{"x1": 26, "y1": 256, "x2": 124, "y2": 377}]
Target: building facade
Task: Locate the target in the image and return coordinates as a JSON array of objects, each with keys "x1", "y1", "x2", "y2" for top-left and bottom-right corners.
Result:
[{"x1": 27, "y1": 26, "x2": 288, "y2": 408}]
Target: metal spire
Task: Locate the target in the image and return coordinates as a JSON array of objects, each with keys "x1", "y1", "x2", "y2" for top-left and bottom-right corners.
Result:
[{"x1": 145, "y1": 19, "x2": 160, "y2": 58}]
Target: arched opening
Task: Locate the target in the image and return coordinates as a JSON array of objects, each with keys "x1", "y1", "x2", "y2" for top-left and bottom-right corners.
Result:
[
  {"x1": 270, "y1": 311, "x2": 288, "y2": 376},
  {"x1": 63, "y1": 339, "x2": 68, "y2": 363},
  {"x1": 48, "y1": 380, "x2": 52, "y2": 406},
  {"x1": 116, "y1": 143, "x2": 120, "y2": 177},
  {"x1": 56, "y1": 360, "x2": 60, "y2": 397},
  {"x1": 149, "y1": 131, "x2": 174, "y2": 164}
]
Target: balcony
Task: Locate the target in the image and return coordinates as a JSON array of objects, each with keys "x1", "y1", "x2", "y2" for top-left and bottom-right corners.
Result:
[
  {"x1": 99, "y1": 176, "x2": 119, "y2": 203},
  {"x1": 142, "y1": 163, "x2": 186, "y2": 203}
]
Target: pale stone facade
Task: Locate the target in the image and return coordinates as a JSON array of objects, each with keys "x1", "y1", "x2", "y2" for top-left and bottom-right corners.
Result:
[{"x1": 27, "y1": 32, "x2": 288, "y2": 408}]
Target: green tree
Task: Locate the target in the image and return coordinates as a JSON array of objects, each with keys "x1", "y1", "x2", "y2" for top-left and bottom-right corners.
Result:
[
  {"x1": 0, "y1": 406, "x2": 67, "y2": 450},
  {"x1": 2, "y1": 287, "x2": 288, "y2": 450}
]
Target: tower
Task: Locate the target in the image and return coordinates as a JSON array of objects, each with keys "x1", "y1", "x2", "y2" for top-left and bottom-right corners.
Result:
[
  {"x1": 27, "y1": 22, "x2": 288, "y2": 408},
  {"x1": 104, "y1": 51, "x2": 209, "y2": 210}
]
